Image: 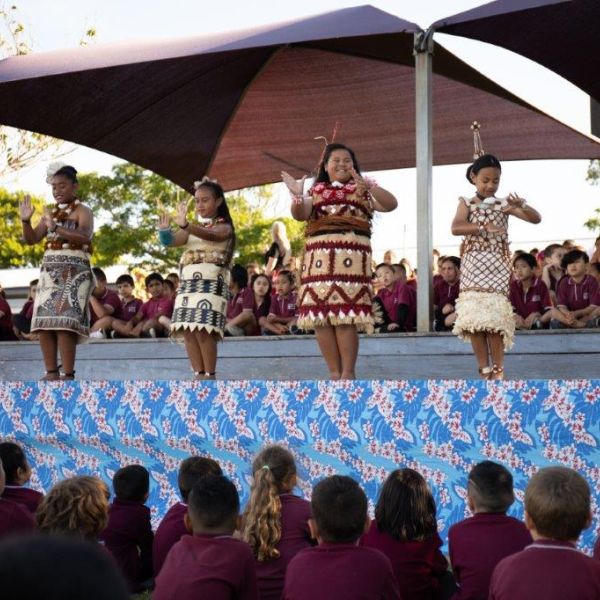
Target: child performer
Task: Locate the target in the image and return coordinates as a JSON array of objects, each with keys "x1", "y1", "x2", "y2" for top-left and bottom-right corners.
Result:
[
  {"x1": 452, "y1": 124, "x2": 541, "y2": 380},
  {"x1": 19, "y1": 163, "x2": 94, "y2": 380},
  {"x1": 282, "y1": 143, "x2": 397, "y2": 379},
  {"x1": 158, "y1": 178, "x2": 235, "y2": 380}
]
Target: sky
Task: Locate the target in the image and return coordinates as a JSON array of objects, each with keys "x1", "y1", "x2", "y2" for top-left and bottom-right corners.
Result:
[{"x1": 2, "y1": 0, "x2": 600, "y2": 263}]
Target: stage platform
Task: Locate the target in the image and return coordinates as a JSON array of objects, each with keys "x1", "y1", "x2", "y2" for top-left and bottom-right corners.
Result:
[
  {"x1": 1, "y1": 329, "x2": 600, "y2": 380},
  {"x1": 1, "y1": 378, "x2": 599, "y2": 551}
]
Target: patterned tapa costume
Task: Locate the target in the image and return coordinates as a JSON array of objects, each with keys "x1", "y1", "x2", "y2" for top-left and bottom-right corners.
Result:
[
  {"x1": 297, "y1": 180, "x2": 374, "y2": 333},
  {"x1": 31, "y1": 212, "x2": 94, "y2": 339},
  {"x1": 170, "y1": 219, "x2": 234, "y2": 339}
]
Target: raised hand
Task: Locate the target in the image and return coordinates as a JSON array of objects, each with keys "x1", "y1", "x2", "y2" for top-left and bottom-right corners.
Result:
[
  {"x1": 351, "y1": 169, "x2": 367, "y2": 196},
  {"x1": 158, "y1": 212, "x2": 171, "y2": 230},
  {"x1": 173, "y1": 199, "x2": 190, "y2": 228},
  {"x1": 281, "y1": 171, "x2": 307, "y2": 197},
  {"x1": 41, "y1": 206, "x2": 56, "y2": 230},
  {"x1": 18, "y1": 194, "x2": 34, "y2": 221},
  {"x1": 504, "y1": 192, "x2": 526, "y2": 211}
]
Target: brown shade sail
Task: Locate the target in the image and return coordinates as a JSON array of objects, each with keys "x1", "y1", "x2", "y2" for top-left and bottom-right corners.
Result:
[
  {"x1": 0, "y1": 4, "x2": 599, "y2": 191},
  {"x1": 433, "y1": 0, "x2": 600, "y2": 103}
]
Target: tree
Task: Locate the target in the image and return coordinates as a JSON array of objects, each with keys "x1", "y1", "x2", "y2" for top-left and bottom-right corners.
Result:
[
  {"x1": 584, "y1": 160, "x2": 600, "y2": 232},
  {"x1": 0, "y1": 5, "x2": 96, "y2": 177},
  {"x1": 0, "y1": 188, "x2": 46, "y2": 267}
]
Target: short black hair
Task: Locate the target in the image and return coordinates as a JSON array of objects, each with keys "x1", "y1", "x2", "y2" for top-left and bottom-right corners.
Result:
[
  {"x1": 466, "y1": 153, "x2": 501, "y2": 183},
  {"x1": 0, "y1": 442, "x2": 28, "y2": 484},
  {"x1": 561, "y1": 249, "x2": 589, "y2": 269},
  {"x1": 468, "y1": 461, "x2": 515, "y2": 513},
  {"x1": 543, "y1": 243, "x2": 562, "y2": 258},
  {"x1": 375, "y1": 263, "x2": 394, "y2": 273},
  {"x1": 115, "y1": 274, "x2": 134, "y2": 286},
  {"x1": 54, "y1": 165, "x2": 78, "y2": 184},
  {"x1": 230, "y1": 264, "x2": 249, "y2": 289},
  {"x1": 29, "y1": 279, "x2": 39, "y2": 287},
  {"x1": 112, "y1": 465, "x2": 149, "y2": 502},
  {"x1": 440, "y1": 256, "x2": 461, "y2": 269},
  {"x1": 276, "y1": 270, "x2": 295, "y2": 286},
  {"x1": 178, "y1": 456, "x2": 222, "y2": 501},
  {"x1": 188, "y1": 475, "x2": 239, "y2": 529},
  {"x1": 392, "y1": 263, "x2": 407, "y2": 275},
  {"x1": 92, "y1": 267, "x2": 107, "y2": 282},
  {"x1": 513, "y1": 252, "x2": 537, "y2": 269},
  {"x1": 145, "y1": 272, "x2": 164, "y2": 287},
  {"x1": 311, "y1": 475, "x2": 367, "y2": 543}
]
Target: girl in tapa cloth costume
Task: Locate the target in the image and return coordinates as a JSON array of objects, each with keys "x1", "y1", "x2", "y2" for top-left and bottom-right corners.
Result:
[
  {"x1": 282, "y1": 143, "x2": 398, "y2": 380},
  {"x1": 451, "y1": 123, "x2": 541, "y2": 380},
  {"x1": 19, "y1": 163, "x2": 94, "y2": 381},
  {"x1": 158, "y1": 178, "x2": 235, "y2": 380}
]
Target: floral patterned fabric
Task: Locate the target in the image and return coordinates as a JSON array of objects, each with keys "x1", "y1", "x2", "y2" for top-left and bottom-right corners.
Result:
[{"x1": 1, "y1": 379, "x2": 599, "y2": 551}]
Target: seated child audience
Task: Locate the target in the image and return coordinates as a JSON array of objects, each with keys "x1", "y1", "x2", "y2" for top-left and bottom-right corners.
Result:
[
  {"x1": 114, "y1": 274, "x2": 143, "y2": 327},
  {"x1": 550, "y1": 249, "x2": 599, "y2": 329},
  {"x1": 112, "y1": 273, "x2": 174, "y2": 338},
  {"x1": 153, "y1": 455, "x2": 222, "y2": 575},
  {"x1": 433, "y1": 256, "x2": 460, "y2": 332},
  {"x1": 242, "y1": 445, "x2": 312, "y2": 600},
  {"x1": 0, "y1": 461, "x2": 34, "y2": 538},
  {"x1": 489, "y1": 466, "x2": 600, "y2": 599},
  {"x1": 448, "y1": 461, "x2": 532, "y2": 600},
  {"x1": 283, "y1": 475, "x2": 400, "y2": 600},
  {"x1": 361, "y1": 468, "x2": 450, "y2": 600},
  {"x1": 153, "y1": 474, "x2": 258, "y2": 600},
  {"x1": 89, "y1": 267, "x2": 123, "y2": 338},
  {"x1": 163, "y1": 278, "x2": 177, "y2": 300},
  {"x1": 541, "y1": 243, "x2": 565, "y2": 302},
  {"x1": 225, "y1": 264, "x2": 255, "y2": 337},
  {"x1": 0, "y1": 534, "x2": 130, "y2": 600},
  {"x1": 99, "y1": 465, "x2": 153, "y2": 592},
  {"x1": 36, "y1": 475, "x2": 109, "y2": 541},
  {"x1": 250, "y1": 273, "x2": 272, "y2": 336},
  {"x1": 0, "y1": 286, "x2": 17, "y2": 341},
  {"x1": 261, "y1": 270, "x2": 299, "y2": 335},
  {"x1": 0, "y1": 441, "x2": 43, "y2": 514},
  {"x1": 166, "y1": 272, "x2": 180, "y2": 291},
  {"x1": 509, "y1": 253, "x2": 553, "y2": 330},
  {"x1": 12, "y1": 278, "x2": 38, "y2": 340},
  {"x1": 374, "y1": 263, "x2": 416, "y2": 332}
]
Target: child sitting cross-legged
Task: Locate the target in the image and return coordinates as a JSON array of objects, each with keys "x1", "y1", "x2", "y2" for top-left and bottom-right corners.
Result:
[
  {"x1": 260, "y1": 271, "x2": 299, "y2": 335},
  {"x1": 373, "y1": 262, "x2": 416, "y2": 333},
  {"x1": 283, "y1": 475, "x2": 401, "y2": 600},
  {"x1": 449, "y1": 461, "x2": 532, "y2": 600},
  {"x1": 489, "y1": 466, "x2": 600, "y2": 599},
  {"x1": 153, "y1": 474, "x2": 258, "y2": 600}
]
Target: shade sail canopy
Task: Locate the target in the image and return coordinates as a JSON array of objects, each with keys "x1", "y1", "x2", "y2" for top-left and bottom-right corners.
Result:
[
  {"x1": 0, "y1": 4, "x2": 599, "y2": 191},
  {"x1": 433, "y1": 0, "x2": 600, "y2": 103}
]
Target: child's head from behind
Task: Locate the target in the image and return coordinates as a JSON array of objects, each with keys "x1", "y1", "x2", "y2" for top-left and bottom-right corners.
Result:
[
  {"x1": 275, "y1": 270, "x2": 294, "y2": 296},
  {"x1": 113, "y1": 465, "x2": 150, "y2": 503},
  {"x1": 185, "y1": 475, "x2": 240, "y2": 535},
  {"x1": 36, "y1": 476, "x2": 110, "y2": 540},
  {"x1": 0, "y1": 441, "x2": 31, "y2": 485},
  {"x1": 562, "y1": 249, "x2": 589, "y2": 278},
  {"x1": 178, "y1": 455, "x2": 222, "y2": 502},
  {"x1": 466, "y1": 154, "x2": 501, "y2": 199},
  {"x1": 376, "y1": 263, "x2": 395, "y2": 288},
  {"x1": 311, "y1": 475, "x2": 368, "y2": 544},
  {"x1": 92, "y1": 267, "x2": 108, "y2": 294},
  {"x1": 315, "y1": 143, "x2": 361, "y2": 185},
  {"x1": 440, "y1": 256, "x2": 460, "y2": 284},
  {"x1": 544, "y1": 244, "x2": 565, "y2": 267},
  {"x1": 525, "y1": 466, "x2": 590, "y2": 542},
  {"x1": 513, "y1": 253, "x2": 537, "y2": 282},
  {"x1": 145, "y1": 272, "x2": 164, "y2": 298},
  {"x1": 115, "y1": 274, "x2": 134, "y2": 298},
  {"x1": 375, "y1": 468, "x2": 437, "y2": 542},
  {"x1": 467, "y1": 461, "x2": 514, "y2": 514},
  {"x1": 242, "y1": 445, "x2": 297, "y2": 561}
]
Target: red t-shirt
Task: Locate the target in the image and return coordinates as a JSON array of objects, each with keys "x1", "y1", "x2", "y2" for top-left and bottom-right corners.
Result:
[
  {"x1": 509, "y1": 278, "x2": 552, "y2": 318},
  {"x1": 269, "y1": 293, "x2": 298, "y2": 320},
  {"x1": 226, "y1": 287, "x2": 254, "y2": 321},
  {"x1": 556, "y1": 275, "x2": 599, "y2": 311},
  {"x1": 433, "y1": 279, "x2": 460, "y2": 308},
  {"x1": 90, "y1": 288, "x2": 123, "y2": 323},
  {"x1": 140, "y1": 296, "x2": 174, "y2": 320}
]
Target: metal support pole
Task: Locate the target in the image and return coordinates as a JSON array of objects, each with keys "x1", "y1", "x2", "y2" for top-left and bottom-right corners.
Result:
[{"x1": 414, "y1": 30, "x2": 434, "y2": 333}]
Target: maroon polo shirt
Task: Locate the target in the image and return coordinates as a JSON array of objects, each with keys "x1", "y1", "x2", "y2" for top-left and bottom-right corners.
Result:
[
  {"x1": 0, "y1": 296, "x2": 16, "y2": 339},
  {"x1": 227, "y1": 287, "x2": 254, "y2": 321},
  {"x1": 99, "y1": 499, "x2": 154, "y2": 591},
  {"x1": 360, "y1": 521, "x2": 447, "y2": 600},
  {"x1": 153, "y1": 534, "x2": 258, "y2": 600},
  {"x1": 153, "y1": 502, "x2": 188, "y2": 576},
  {"x1": 448, "y1": 512, "x2": 532, "y2": 600},
  {"x1": 255, "y1": 494, "x2": 312, "y2": 600},
  {"x1": 283, "y1": 542, "x2": 401, "y2": 600},
  {"x1": 509, "y1": 278, "x2": 553, "y2": 318},
  {"x1": 269, "y1": 293, "x2": 298, "y2": 320},
  {"x1": 376, "y1": 281, "x2": 416, "y2": 331},
  {"x1": 594, "y1": 536, "x2": 600, "y2": 560},
  {"x1": 121, "y1": 298, "x2": 143, "y2": 322},
  {"x1": 489, "y1": 539, "x2": 600, "y2": 600},
  {"x1": 252, "y1": 296, "x2": 270, "y2": 335},
  {"x1": 90, "y1": 288, "x2": 123, "y2": 323},
  {"x1": 140, "y1": 296, "x2": 174, "y2": 320},
  {"x1": 556, "y1": 274, "x2": 599, "y2": 311},
  {"x1": 0, "y1": 497, "x2": 35, "y2": 537},
  {"x1": 1, "y1": 484, "x2": 43, "y2": 515},
  {"x1": 433, "y1": 279, "x2": 460, "y2": 308},
  {"x1": 19, "y1": 299, "x2": 34, "y2": 320}
]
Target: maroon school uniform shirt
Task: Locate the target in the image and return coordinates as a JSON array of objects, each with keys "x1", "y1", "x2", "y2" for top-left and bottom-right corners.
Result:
[
  {"x1": 283, "y1": 542, "x2": 401, "y2": 600},
  {"x1": 556, "y1": 274, "x2": 599, "y2": 311},
  {"x1": 360, "y1": 521, "x2": 447, "y2": 600},
  {"x1": 1, "y1": 484, "x2": 43, "y2": 515},
  {"x1": 0, "y1": 497, "x2": 35, "y2": 537},
  {"x1": 121, "y1": 297, "x2": 143, "y2": 322},
  {"x1": 0, "y1": 296, "x2": 16, "y2": 340},
  {"x1": 90, "y1": 288, "x2": 123, "y2": 324},
  {"x1": 376, "y1": 281, "x2": 416, "y2": 331},
  {"x1": 99, "y1": 499, "x2": 154, "y2": 591},
  {"x1": 227, "y1": 287, "x2": 254, "y2": 321},
  {"x1": 19, "y1": 299, "x2": 34, "y2": 320},
  {"x1": 594, "y1": 536, "x2": 600, "y2": 560},
  {"x1": 255, "y1": 494, "x2": 312, "y2": 600},
  {"x1": 433, "y1": 279, "x2": 460, "y2": 308},
  {"x1": 269, "y1": 293, "x2": 298, "y2": 320},
  {"x1": 252, "y1": 296, "x2": 270, "y2": 335},
  {"x1": 448, "y1": 512, "x2": 532, "y2": 600},
  {"x1": 509, "y1": 277, "x2": 553, "y2": 319},
  {"x1": 140, "y1": 296, "x2": 174, "y2": 320},
  {"x1": 153, "y1": 501, "x2": 188, "y2": 575},
  {"x1": 489, "y1": 539, "x2": 600, "y2": 600},
  {"x1": 153, "y1": 534, "x2": 258, "y2": 600}
]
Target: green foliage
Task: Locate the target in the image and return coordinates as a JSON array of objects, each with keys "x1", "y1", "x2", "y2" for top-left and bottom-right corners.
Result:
[
  {"x1": 0, "y1": 188, "x2": 46, "y2": 267},
  {"x1": 584, "y1": 160, "x2": 600, "y2": 233}
]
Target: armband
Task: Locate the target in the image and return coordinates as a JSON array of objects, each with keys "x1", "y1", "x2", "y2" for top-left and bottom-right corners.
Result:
[{"x1": 158, "y1": 228, "x2": 174, "y2": 246}]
